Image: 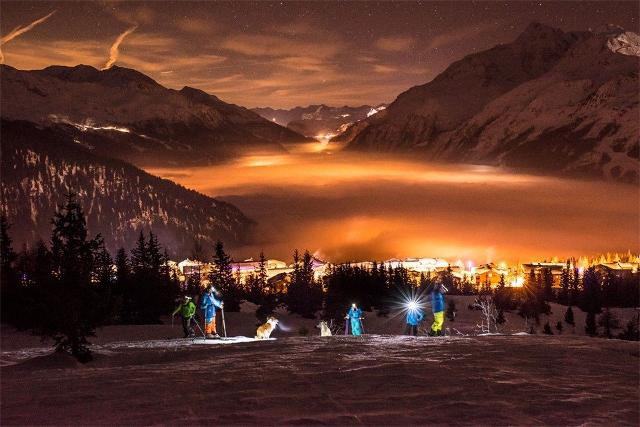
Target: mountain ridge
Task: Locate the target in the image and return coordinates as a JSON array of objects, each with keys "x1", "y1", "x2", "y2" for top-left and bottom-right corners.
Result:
[
  {"x1": 252, "y1": 103, "x2": 387, "y2": 139},
  {"x1": 0, "y1": 64, "x2": 312, "y2": 168},
  {"x1": 341, "y1": 23, "x2": 639, "y2": 183}
]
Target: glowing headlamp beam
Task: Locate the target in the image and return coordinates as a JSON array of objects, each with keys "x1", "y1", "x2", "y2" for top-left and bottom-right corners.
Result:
[{"x1": 406, "y1": 300, "x2": 419, "y2": 311}]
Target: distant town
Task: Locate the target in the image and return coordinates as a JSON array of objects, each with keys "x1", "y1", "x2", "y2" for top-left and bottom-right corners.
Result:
[{"x1": 169, "y1": 252, "x2": 640, "y2": 292}]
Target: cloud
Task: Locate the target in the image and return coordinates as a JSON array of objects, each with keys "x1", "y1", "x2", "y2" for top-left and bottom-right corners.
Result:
[
  {"x1": 102, "y1": 26, "x2": 138, "y2": 70},
  {"x1": 2, "y1": 38, "x2": 105, "y2": 69},
  {"x1": 375, "y1": 36, "x2": 413, "y2": 52},
  {"x1": 373, "y1": 64, "x2": 397, "y2": 74},
  {"x1": 221, "y1": 34, "x2": 342, "y2": 59},
  {"x1": 277, "y1": 56, "x2": 333, "y2": 72},
  {"x1": 0, "y1": 10, "x2": 56, "y2": 62}
]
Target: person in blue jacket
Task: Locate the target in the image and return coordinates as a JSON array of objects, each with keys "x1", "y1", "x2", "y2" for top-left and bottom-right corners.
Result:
[
  {"x1": 200, "y1": 284, "x2": 223, "y2": 339},
  {"x1": 405, "y1": 303, "x2": 425, "y2": 336},
  {"x1": 345, "y1": 303, "x2": 363, "y2": 336},
  {"x1": 427, "y1": 283, "x2": 446, "y2": 336}
]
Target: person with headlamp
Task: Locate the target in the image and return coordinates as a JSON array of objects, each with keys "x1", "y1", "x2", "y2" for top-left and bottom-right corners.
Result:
[{"x1": 405, "y1": 300, "x2": 425, "y2": 336}]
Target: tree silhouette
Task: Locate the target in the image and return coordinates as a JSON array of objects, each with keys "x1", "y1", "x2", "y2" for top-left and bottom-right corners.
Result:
[
  {"x1": 210, "y1": 240, "x2": 242, "y2": 311},
  {"x1": 286, "y1": 250, "x2": 322, "y2": 318},
  {"x1": 39, "y1": 193, "x2": 103, "y2": 362}
]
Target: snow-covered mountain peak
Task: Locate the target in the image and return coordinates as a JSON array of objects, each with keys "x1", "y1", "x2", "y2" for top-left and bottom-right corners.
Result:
[{"x1": 607, "y1": 31, "x2": 640, "y2": 57}]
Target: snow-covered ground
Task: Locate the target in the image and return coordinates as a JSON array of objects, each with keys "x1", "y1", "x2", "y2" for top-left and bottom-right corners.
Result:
[
  {"x1": 1, "y1": 299, "x2": 638, "y2": 425},
  {"x1": 1, "y1": 334, "x2": 638, "y2": 425}
]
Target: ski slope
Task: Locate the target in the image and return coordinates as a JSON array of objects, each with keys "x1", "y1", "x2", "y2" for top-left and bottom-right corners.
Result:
[{"x1": 2, "y1": 334, "x2": 638, "y2": 425}]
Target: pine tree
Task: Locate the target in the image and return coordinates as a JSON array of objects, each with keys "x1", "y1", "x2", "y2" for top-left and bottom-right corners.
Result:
[
  {"x1": 0, "y1": 214, "x2": 17, "y2": 284},
  {"x1": 558, "y1": 262, "x2": 570, "y2": 305},
  {"x1": 496, "y1": 309, "x2": 506, "y2": 325},
  {"x1": 115, "y1": 248, "x2": 130, "y2": 286},
  {"x1": 147, "y1": 232, "x2": 163, "y2": 274},
  {"x1": 93, "y1": 238, "x2": 114, "y2": 322},
  {"x1": 543, "y1": 321, "x2": 553, "y2": 335},
  {"x1": 285, "y1": 250, "x2": 322, "y2": 318},
  {"x1": 440, "y1": 266, "x2": 454, "y2": 293},
  {"x1": 580, "y1": 266, "x2": 601, "y2": 339},
  {"x1": 542, "y1": 268, "x2": 554, "y2": 302},
  {"x1": 498, "y1": 274, "x2": 506, "y2": 290},
  {"x1": 555, "y1": 320, "x2": 563, "y2": 334},
  {"x1": 601, "y1": 269, "x2": 618, "y2": 307},
  {"x1": 519, "y1": 269, "x2": 540, "y2": 328},
  {"x1": 564, "y1": 306, "x2": 575, "y2": 326},
  {"x1": 40, "y1": 193, "x2": 103, "y2": 362},
  {"x1": 254, "y1": 251, "x2": 278, "y2": 321},
  {"x1": 210, "y1": 240, "x2": 241, "y2": 311},
  {"x1": 597, "y1": 308, "x2": 620, "y2": 339},
  {"x1": 618, "y1": 314, "x2": 639, "y2": 341},
  {"x1": 585, "y1": 311, "x2": 597, "y2": 336},
  {"x1": 130, "y1": 231, "x2": 149, "y2": 275},
  {"x1": 113, "y1": 248, "x2": 129, "y2": 323},
  {"x1": 571, "y1": 267, "x2": 581, "y2": 296},
  {"x1": 0, "y1": 214, "x2": 20, "y2": 323},
  {"x1": 461, "y1": 276, "x2": 473, "y2": 295},
  {"x1": 257, "y1": 251, "x2": 268, "y2": 289},
  {"x1": 94, "y1": 238, "x2": 113, "y2": 287}
]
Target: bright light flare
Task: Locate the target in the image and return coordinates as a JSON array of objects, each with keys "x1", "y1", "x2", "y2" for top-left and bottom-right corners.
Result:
[{"x1": 383, "y1": 285, "x2": 429, "y2": 324}]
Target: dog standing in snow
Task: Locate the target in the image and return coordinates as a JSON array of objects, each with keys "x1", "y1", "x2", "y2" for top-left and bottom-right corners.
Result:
[
  {"x1": 255, "y1": 316, "x2": 279, "y2": 339},
  {"x1": 317, "y1": 320, "x2": 332, "y2": 337}
]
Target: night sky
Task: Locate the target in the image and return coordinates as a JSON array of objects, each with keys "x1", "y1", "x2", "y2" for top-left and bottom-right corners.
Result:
[{"x1": 1, "y1": 1, "x2": 638, "y2": 108}]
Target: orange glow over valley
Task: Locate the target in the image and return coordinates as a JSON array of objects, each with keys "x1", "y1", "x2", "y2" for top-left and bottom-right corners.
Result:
[{"x1": 148, "y1": 146, "x2": 639, "y2": 264}]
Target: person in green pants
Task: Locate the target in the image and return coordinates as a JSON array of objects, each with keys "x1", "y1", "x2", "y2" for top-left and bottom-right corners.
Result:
[
  {"x1": 173, "y1": 296, "x2": 197, "y2": 338},
  {"x1": 427, "y1": 283, "x2": 446, "y2": 336}
]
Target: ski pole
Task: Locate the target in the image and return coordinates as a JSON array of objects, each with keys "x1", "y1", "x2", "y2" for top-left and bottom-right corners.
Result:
[
  {"x1": 202, "y1": 308, "x2": 208, "y2": 339},
  {"x1": 221, "y1": 306, "x2": 227, "y2": 338},
  {"x1": 360, "y1": 318, "x2": 365, "y2": 334},
  {"x1": 193, "y1": 317, "x2": 206, "y2": 340}
]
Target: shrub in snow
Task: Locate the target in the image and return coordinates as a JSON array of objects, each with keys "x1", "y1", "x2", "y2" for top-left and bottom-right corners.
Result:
[{"x1": 617, "y1": 314, "x2": 639, "y2": 341}]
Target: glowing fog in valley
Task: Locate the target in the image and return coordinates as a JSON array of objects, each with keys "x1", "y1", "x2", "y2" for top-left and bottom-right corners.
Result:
[{"x1": 148, "y1": 144, "x2": 639, "y2": 264}]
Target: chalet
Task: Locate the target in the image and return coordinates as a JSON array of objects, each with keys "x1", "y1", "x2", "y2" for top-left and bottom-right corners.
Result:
[
  {"x1": 474, "y1": 263, "x2": 510, "y2": 288},
  {"x1": 383, "y1": 257, "x2": 450, "y2": 273},
  {"x1": 521, "y1": 262, "x2": 566, "y2": 288},
  {"x1": 594, "y1": 262, "x2": 639, "y2": 277},
  {"x1": 177, "y1": 259, "x2": 206, "y2": 276}
]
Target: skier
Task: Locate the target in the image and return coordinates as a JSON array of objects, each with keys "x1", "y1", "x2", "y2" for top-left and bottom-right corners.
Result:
[
  {"x1": 405, "y1": 303, "x2": 425, "y2": 336},
  {"x1": 345, "y1": 303, "x2": 363, "y2": 336},
  {"x1": 427, "y1": 282, "x2": 446, "y2": 336},
  {"x1": 200, "y1": 285, "x2": 223, "y2": 339},
  {"x1": 172, "y1": 296, "x2": 197, "y2": 338}
]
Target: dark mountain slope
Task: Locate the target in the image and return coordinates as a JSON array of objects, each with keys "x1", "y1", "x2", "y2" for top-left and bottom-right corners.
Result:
[{"x1": 1, "y1": 120, "x2": 254, "y2": 255}]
